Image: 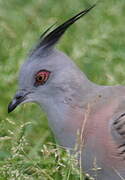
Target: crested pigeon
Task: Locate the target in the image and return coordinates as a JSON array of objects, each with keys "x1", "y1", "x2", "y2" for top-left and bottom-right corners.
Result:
[{"x1": 8, "y1": 4, "x2": 125, "y2": 180}]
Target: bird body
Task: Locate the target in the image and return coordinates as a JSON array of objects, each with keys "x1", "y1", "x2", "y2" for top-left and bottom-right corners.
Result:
[
  {"x1": 8, "y1": 5, "x2": 125, "y2": 179},
  {"x1": 81, "y1": 86, "x2": 125, "y2": 179}
]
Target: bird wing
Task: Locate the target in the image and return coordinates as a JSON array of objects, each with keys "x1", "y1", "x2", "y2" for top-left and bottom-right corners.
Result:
[
  {"x1": 112, "y1": 113, "x2": 125, "y2": 145},
  {"x1": 105, "y1": 86, "x2": 125, "y2": 147}
]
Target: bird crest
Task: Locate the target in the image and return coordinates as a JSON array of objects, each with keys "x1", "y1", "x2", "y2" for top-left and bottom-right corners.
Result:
[{"x1": 31, "y1": 4, "x2": 96, "y2": 56}]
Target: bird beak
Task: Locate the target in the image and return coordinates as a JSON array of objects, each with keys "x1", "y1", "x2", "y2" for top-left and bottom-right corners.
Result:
[
  {"x1": 8, "y1": 96, "x2": 25, "y2": 113},
  {"x1": 8, "y1": 91, "x2": 30, "y2": 113}
]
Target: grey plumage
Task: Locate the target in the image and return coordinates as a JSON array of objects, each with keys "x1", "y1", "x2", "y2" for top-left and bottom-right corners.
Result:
[{"x1": 8, "y1": 4, "x2": 125, "y2": 180}]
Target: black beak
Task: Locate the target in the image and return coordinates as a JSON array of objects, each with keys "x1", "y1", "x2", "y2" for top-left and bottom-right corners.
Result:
[{"x1": 8, "y1": 95, "x2": 25, "y2": 113}]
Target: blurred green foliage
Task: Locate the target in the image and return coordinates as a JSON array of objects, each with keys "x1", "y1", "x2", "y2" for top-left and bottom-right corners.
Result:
[{"x1": 0, "y1": 0, "x2": 125, "y2": 179}]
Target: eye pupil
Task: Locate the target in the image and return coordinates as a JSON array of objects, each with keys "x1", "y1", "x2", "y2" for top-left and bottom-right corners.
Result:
[{"x1": 38, "y1": 76, "x2": 43, "y2": 81}]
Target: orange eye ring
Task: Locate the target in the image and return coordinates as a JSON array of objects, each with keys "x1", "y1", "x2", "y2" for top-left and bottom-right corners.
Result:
[{"x1": 34, "y1": 70, "x2": 51, "y2": 86}]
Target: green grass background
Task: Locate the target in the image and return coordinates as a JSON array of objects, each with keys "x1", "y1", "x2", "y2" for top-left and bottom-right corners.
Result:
[{"x1": 0, "y1": 0, "x2": 125, "y2": 179}]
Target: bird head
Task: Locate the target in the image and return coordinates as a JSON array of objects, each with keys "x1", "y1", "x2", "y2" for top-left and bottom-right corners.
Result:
[{"x1": 8, "y1": 5, "x2": 95, "y2": 113}]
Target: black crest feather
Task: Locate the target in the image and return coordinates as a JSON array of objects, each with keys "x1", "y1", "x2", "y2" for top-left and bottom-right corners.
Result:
[{"x1": 33, "y1": 4, "x2": 96, "y2": 53}]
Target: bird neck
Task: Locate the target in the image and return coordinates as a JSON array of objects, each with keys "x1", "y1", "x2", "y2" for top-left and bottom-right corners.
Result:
[
  {"x1": 40, "y1": 75, "x2": 98, "y2": 148},
  {"x1": 39, "y1": 48, "x2": 99, "y2": 147}
]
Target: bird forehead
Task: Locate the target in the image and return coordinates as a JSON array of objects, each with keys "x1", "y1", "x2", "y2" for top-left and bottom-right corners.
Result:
[
  {"x1": 18, "y1": 59, "x2": 52, "y2": 87},
  {"x1": 19, "y1": 61, "x2": 35, "y2": 86}
]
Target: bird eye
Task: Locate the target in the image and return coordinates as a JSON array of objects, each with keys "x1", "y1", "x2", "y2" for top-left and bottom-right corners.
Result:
[{"x1": 34, "y1": 70, "x2": 51, "y2": 86}]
